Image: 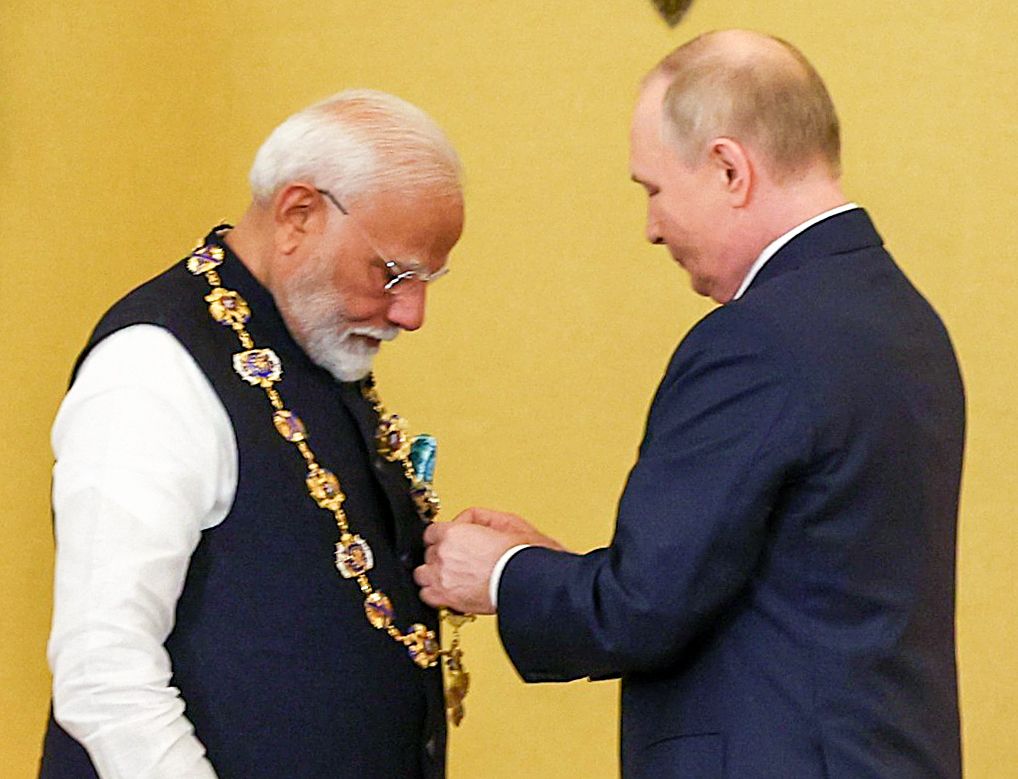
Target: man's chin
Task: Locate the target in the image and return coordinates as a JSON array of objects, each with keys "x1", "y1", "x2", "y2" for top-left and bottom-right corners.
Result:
[
  {"x1": 325, "y1": 354, "x2": 377, "y2": 382},
  {"x1": 334, "y1": 367, "x2": 373, "y2": 382},
  {"x1": 292, "y1": 324, "x2": 394, "y2": 383},
  {"x1": 301, "y1": 339, "x2": 379, "y2": 383}
]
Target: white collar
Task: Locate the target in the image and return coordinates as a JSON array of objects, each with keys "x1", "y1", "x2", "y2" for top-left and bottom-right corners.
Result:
[{"x1": 731, "y1": 203, "x2": 860, "y2": 301}]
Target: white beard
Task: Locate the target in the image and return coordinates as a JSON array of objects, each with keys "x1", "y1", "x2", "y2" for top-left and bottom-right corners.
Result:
[
  {"x1": 301, "y1": 321, "x2": 397, "y2": 382},
  {"x1": 275, "y1": 256, "x2": 397, "y2": 382}
]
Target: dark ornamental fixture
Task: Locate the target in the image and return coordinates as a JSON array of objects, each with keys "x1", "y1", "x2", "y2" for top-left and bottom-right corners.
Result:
[{"x1": 652, "y1": 0, "x2": 694, "y2": 26}]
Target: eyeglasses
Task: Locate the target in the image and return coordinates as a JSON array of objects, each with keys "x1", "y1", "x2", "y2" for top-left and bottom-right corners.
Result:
[{"x1": 316, "y1": 188, "x2": 450, "y2": 295}]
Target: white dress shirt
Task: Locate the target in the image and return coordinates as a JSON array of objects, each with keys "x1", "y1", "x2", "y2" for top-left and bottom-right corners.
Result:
[
  {"x1": 49, "y1": 324, "x2": 238, "y2": 779},
  {"x1": 730, "y1": 203, "x2": 859, "y2": 300},
  {"x1": 488, "y1": 203, "x2": 860, "y2": 608}
]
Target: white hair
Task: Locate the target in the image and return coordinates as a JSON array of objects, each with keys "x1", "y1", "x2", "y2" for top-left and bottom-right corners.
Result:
[{"x1": 248, "y1": 89, "x2": 461, "y2": 206}]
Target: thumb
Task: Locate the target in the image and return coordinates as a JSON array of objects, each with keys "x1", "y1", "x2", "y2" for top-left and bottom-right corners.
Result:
[{"x1": 451, "y1": 507, "x2": 485, "y2": 525}]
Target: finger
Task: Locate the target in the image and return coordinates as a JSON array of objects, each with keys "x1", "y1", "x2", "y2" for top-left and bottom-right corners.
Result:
[
  {"x1": 453, "y1": 507, "x2": 500, "y2": 526},
  {"x1": 413, "y1": 564, "x2": 429, "y2": 587},
  {"x1": 450, "y1": 508, "x2": 477, "y2": 524},
  {"x1": 423, "y1": 522, "x2": 447, "y2": 545},
  {"x1": 424, "y1": 543, "x2": 439, "y2": 565},
  {"x1": 418, "y1": 585, "x2": 443, "y2": 609},
  {"x1": 457, "y1": 508, "x2": 522, "y2": 531}
]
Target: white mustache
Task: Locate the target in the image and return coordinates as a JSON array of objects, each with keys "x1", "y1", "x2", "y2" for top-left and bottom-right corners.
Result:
[{"x1": 346, "y1": 326, "x2": 399, "y2": 343}]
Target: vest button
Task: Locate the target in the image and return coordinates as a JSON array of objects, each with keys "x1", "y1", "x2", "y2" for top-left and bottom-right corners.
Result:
[{"x1": 425, "y1": 734, "x2": 437, "y2": 758}]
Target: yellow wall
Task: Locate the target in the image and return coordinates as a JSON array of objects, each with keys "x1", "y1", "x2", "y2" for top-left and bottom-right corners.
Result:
[{"x1": 3, "y1": 1, "x2": 1015, "y2": 776}]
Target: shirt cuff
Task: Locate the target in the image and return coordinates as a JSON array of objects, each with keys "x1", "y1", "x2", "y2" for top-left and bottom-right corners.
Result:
[{"x1": 489, "y1": 545, "x2": 530, "y2": 609}]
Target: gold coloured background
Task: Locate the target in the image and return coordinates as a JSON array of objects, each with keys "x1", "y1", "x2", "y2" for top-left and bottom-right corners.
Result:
[{"x1": 2, "y1": 2, "x2": 1016, "y2": 776}]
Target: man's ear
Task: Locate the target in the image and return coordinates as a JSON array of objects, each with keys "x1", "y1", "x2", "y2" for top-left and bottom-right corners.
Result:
[
  {"x1": 271, "y1": 182, "x2": 326, "y2": 255},
  {"x1": 708, "y1": 138, "x2": 753, "y2": 207}
]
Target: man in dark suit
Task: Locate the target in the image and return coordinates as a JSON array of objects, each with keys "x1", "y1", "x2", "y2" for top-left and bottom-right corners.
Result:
[{"x1": 416, "y1": 30, "x2": 964, "y2": 779}]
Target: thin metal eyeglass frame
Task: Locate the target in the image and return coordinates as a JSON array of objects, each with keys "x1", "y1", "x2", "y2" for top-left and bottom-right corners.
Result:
[{"x1": 315, "y1": 188, "x2": 450, "y2": 294}]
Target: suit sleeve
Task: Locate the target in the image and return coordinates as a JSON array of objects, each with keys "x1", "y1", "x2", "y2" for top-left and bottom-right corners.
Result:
[{"x1": 497, "y1": 311, "x2": 812, "y2": 681}]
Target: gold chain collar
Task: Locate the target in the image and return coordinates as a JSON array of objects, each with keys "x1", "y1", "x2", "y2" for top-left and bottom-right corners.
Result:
[{"x1": 186, "y1": 239, "x2": 472, "y2": 725}]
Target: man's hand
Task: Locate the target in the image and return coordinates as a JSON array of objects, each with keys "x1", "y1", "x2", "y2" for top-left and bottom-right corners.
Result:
[
  {"x1": 452, "y1": 507, "x2": 566, "y2": 549},
  {"x1": 415, "y1": 507, "x2": 565, "y2": 614}
]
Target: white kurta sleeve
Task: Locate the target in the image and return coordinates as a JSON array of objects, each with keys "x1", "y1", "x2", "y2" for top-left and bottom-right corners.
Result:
[{"x1": 48, "y1": 324, "x2": 237, "y2": 779}]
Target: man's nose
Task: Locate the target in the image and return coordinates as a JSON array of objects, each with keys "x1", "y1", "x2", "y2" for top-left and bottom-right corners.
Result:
[
  {"x1": 385, "y1": 284, "x2": 426, "y2": 331},
  {"x1": 645, "y1": 210, "x2": 664, "y2": 245}
]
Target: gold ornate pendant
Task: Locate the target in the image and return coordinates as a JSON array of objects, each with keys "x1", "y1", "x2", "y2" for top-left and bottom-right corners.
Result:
[
  {"x1": 405, "y1": 624, "x2": 441, "y2": 669},
  {"x1": 376, "y1": 412, "x2": 412, "y2": 461},
  {"x1": 305, "y1": 466, "x2": 345, "y2": 511},
  {"x1": 441, "y1": 611, "x2": 475, "y2": 725},
  {"x1": 205, "y1": 288, "x2": 251, "y2": 328},
  {"x1": 233, "y1": 348, "x2": 282, "y2": 386},
  {"x1": 335, "y1": 533, "x2": 374, "y2": 578},
  {"x1": 272, "y1": 410, "x2": 306, "y2": 442},
  {"x1": 186, "y1": 244, "x2": 224, "y2": 274},
  {"x1": 364, "y1": 592, "x2": 395, "y2": 628}
]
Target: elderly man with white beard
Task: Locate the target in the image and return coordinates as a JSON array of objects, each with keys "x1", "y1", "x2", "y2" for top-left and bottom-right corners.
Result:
[{"x1": 40, "y1": 90, "x2": 464, "y2": 779}]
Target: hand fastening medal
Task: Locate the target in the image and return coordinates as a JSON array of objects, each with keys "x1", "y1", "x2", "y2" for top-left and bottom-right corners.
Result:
[{"x1": 187, "y1": 236, "x2": 472, "y2": 724}]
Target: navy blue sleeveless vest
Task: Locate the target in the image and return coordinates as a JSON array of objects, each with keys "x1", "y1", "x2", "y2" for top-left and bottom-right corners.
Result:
[{"x1": 40, "y1": 229, "x2": 446, "y2": 779}]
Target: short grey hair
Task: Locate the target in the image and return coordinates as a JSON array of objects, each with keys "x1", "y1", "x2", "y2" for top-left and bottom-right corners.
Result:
[
  {"x1": 248, "y1": 89, "x2": 462, "y2": 205},
  {"x1": 651, "y1": 31, "x2": 841, "y2": 180}
]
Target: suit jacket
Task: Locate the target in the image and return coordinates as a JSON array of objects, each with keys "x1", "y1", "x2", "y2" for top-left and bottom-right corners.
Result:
[{"x1": 498, "y1": 210, "x2": 964, "y2": 779}]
